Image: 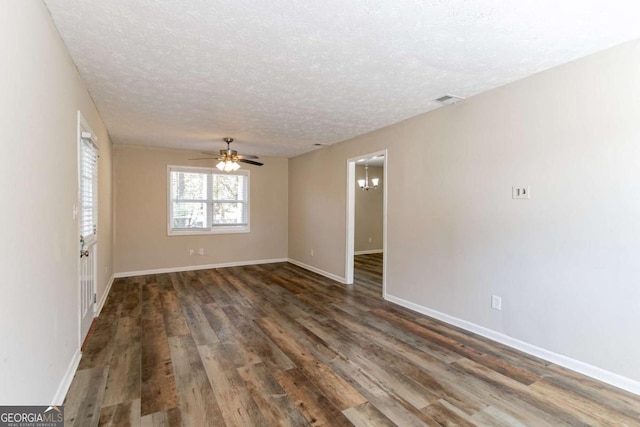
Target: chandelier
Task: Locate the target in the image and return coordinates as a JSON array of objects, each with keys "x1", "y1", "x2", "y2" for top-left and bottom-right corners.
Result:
[{"x1": 358, "y1": 164, "x2": 379, "y2": 191}]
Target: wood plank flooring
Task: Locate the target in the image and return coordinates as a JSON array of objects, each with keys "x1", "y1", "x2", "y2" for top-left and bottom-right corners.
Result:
[{"x1": 65, "y1": 254, "x2": 640, "y2": 426}]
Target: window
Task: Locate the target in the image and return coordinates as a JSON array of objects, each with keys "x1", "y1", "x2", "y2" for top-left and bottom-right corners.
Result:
[
  {"x1": 80, "y1": 132, "x2": 98, "y2": 244},
  {"x1": 168, "y1": 166, "x2": 249, "y2": 235}
]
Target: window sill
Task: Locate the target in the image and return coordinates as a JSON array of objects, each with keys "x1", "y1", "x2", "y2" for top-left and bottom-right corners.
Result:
[{"x1": 168, "y1": 227, "x2": 250, "y2": 236}]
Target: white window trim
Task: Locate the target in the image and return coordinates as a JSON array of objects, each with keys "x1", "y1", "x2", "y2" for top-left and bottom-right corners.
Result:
[{"x1": 167, "y1": 165, "x2": 251, "y2": 236}]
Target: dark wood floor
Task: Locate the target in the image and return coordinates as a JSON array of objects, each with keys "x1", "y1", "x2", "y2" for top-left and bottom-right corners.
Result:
[{"x1": 65, "y1": 254, "x2": 640, "y2": 426}]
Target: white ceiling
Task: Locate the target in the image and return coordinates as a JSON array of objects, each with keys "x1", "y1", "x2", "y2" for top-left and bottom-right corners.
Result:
[{"x1": 44, "y1": 0, "x2": 640, "y2": 158}]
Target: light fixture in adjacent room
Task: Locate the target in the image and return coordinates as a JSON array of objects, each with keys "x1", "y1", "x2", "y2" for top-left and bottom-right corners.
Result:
[{"x1": 358, "y1": 163, "x2": 379, "y2": 191}]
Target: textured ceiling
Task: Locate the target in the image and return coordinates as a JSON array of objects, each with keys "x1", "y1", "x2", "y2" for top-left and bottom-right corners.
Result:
[{"x1": 43, "y1": 0, "x2": 640, "y2": 157}]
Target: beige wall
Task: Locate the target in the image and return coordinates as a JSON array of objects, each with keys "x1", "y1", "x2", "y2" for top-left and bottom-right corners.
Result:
[
  {"x1": 114, "y1": 146, "x2": 288, "y2": 273},
  {"x1": 289, "y1": 39, "x2": 640, "y2": 383},
  {"x1": 0, "y1": 1, "x2": 113, "y2": 404},
  {"x1": 355, "y1": 165, "x2": 383, "y2": 252}
]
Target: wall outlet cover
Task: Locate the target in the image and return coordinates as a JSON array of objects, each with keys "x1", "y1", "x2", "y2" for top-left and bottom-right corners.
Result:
[{"x1": 492, "y1": 295, "x2": 502, "y2": 310}]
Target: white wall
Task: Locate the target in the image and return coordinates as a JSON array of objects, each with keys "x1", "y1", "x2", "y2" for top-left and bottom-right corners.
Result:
[
  {"x1": 355, "y1": 164, "x2": 384, "y2": 252},
  {"x1": 289, "y1": 39, "x2": 640, "y2": 385},
  {"x1": 0, "y1": 1, "x2": 113, "y2": 404}
]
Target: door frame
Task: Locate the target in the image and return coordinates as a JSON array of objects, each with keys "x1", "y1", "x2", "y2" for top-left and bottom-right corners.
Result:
[
  {"x1": 345, "y1": 149, "x2": 388, "y2": 296},
  {"x1": 77, "y1": 111, "x2": 98, "y2": 346}
]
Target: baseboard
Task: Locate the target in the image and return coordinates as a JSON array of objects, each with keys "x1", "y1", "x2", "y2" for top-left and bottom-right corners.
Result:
[
  {"x1": 95, "y1": 274, "x2": 115, "y2": 316},
  {"x1": 287, "y1": 258, "x2": 346, "y2": 284},
  {"x1": 354, "y1": 249, "x2": 384, "y2": 255},
  {"x1": 53, "y1": 274, "x2": 115, "y2": 405},
  {"x1": 113, "y1": 258, "x2": 288, "y2": 278},
  {"x1": 384, "y1": 293, "x2": 640, "y2": 396},
  {"x1": 51, "y1": 348, "x2": 81, "y2": 405}
]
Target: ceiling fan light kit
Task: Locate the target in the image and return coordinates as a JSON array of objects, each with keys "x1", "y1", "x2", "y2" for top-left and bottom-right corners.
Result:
[
  {"x1": 190, "y1": 137, "x2": 264, "y2": 171},
  {"x1": 216, "y1": 159, "x2": 241, "y2": 172}
]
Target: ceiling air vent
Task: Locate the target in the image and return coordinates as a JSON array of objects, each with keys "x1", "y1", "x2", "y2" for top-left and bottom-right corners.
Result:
[{"x1": 434, "y1": 94, "x2": 465, "y2": 105}]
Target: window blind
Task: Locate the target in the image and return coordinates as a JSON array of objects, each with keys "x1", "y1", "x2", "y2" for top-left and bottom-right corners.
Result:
[{"x1": 80, "y1": 136, "x2": 98, "y2": 242}]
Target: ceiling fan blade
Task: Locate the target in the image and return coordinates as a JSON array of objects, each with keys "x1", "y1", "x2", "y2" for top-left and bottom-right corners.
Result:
[
  {"x1": 200, "y1": 151, "x2": 218, "y2": 156},
  {"x1": 188, "y1": 157, "x2": 217, "y2": 160},
  {"x1": 239, "y1": 159, "x2": 264, "y2": 166},
  {"x1": 236, "y1": 154, "x2": 259, "y2": 160}
]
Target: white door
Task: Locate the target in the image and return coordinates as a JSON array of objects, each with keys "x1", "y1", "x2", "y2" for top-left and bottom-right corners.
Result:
[
  {"x1": 78, "y1": 114, "x2": 98, "y2": 344},
  {"x1": 79, "y1": 235, "x2": 96, "y2": 343}
]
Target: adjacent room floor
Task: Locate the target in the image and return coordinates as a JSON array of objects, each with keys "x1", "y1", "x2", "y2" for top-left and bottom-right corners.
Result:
[{"x1": 64, "y1": 254, "x2": 640, "y2": 426}]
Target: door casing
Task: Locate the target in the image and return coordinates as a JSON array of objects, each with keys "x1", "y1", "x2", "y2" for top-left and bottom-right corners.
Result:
[{"x1": 345, "y1": 149, "x2": 388, "y2": 297}]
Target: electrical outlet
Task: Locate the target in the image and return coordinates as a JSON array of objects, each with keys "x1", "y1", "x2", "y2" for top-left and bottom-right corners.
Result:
[
  {"x1": 189, "y1": 249, "x2": 194, "y2": 256},
  {"x1": 491, "y1": 295, "x2": 502, "y2": 311},
  {"x1": 310, "y1": 249, "x2": 314, "y2": 256},
  {"x1": 198, "y1": 248, "x2": 204, "y2": 255},
  {"x1": 368, "y1": 237, "x2": 372, "y2": 243},
  {"x1": 512, "y1": 186, "x2": 530, "y2": 199}
]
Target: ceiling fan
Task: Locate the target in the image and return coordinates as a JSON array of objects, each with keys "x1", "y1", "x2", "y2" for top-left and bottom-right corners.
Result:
[{"x1": 190, "y1": 137, "x2": 263, "y2": 171}]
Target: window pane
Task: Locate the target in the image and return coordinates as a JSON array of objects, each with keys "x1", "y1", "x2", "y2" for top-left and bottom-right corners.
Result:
[
  {"x1": 237, "y1": 175, "x2": 246, "y2": 202},
  {"x1": 212, "y1": 174, "x2": 241, "y2": 200},
  {"x1": 168, "y1": 167, "x2": 249, "y2": 234},
  {"x1": 172, "y1": 202, "x2": 207, "y2": 228},
  {"x1": 80, "y1": 138, "x2": 98, "y2": 239},
  {"x1": 172, "y1": 171, "x2": 207, "y2": 200},
  {"x1": 213, "y1": 202, "x2": 246, "y2": 225}
]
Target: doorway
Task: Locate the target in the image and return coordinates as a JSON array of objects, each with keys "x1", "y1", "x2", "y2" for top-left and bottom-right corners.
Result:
[{"x1": 346, "y1": 150, "x2": 387, "y2": 297}]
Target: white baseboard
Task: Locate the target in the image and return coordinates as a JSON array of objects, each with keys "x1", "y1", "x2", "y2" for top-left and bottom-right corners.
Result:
[
  {"x1": 354, "y1": 249, "x2": 384, "y2": 255},
  {"x1": 95, "y1": 274, "x2": 115, "y2": 316},
  {"x1": 51, "y1": 348, "x2": 81, "y2": 405},
  {"x1": 287, "y1": 258, "x2": 346, "y2": 284},
  {"x1": 54, "y1": 274, "x2": 115, "y2": 405},
  {"x1": 384, "y1": 293, "x2": 640, "y2": 396},
  {"x1": 113, "y1": 258, "x2": 288, "y2": 278}
]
